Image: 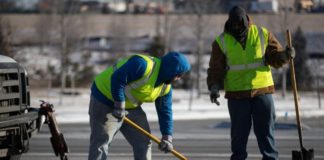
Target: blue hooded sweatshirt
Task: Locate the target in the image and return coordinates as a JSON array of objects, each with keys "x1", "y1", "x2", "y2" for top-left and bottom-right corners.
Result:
[{"x1": 91, "y1": 51, "x2": 191, "y2": 135}]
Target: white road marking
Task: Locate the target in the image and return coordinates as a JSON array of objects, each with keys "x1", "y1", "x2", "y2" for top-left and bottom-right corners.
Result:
[
  {"x1": 23, "y1": 152, "x2": 324, "y2": 159},
  {"x1": 32, "y1": 132, "x2": 324, "y2": 140}
]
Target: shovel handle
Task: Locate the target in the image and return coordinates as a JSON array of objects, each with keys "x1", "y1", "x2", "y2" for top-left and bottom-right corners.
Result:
[
  {"x1": 286, "y1": 30, "x2": 292, "y2": 48},
  {"x1": 286, "y1": 30, "x2": 304, "y2": 149},
  {"x1": 123, "y1": 117, "x2": 188, "y2": 160}
]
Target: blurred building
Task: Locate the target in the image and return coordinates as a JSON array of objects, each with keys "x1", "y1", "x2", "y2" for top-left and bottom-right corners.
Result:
[
  {"x1": 0, "y1": 0, "x2": 38, "y2": 13},
  {"x1": 250, "y1": 0, "x2": 279, "y2": 13},
  {"x1": 3, "y1": 0, "x2": 324, "y2": 14},
  {"x1": 37, "y1": 0, "x2": 104, "y2": 13},
  {"x1": 82, "y1": 35, "x2": 151, "y2": 53}
]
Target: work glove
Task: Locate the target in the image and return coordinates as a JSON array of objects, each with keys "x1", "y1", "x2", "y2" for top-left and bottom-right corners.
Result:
[
  {"x1": 210, "y1": 85, "x2": 220, "y2": 106},
  {"x1": 112, "y1": 101, "x2": 127, "y2": 120},
  {"x1": 158, "y1": 135, "x2": 173, "y2": 153},
  {"x1": 285, "y1": 46, "x2": 296, "y2": 59}
]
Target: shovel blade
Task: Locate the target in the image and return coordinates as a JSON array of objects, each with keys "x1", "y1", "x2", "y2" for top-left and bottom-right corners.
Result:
[{"x1": 292, "y1": 148, "x2": 314, "y2": 160}]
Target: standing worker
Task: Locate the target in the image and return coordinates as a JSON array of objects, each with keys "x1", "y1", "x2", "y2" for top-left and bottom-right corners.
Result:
[
  {"x1": 88, "y1": 52, "x2": 191, "y2": 160},
  {"x1": 207, "y1": 6, "x2": 295, "y2": 160}
]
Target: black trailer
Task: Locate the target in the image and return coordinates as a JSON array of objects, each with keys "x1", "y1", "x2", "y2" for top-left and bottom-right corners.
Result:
[
  {"x1": 0, "y1": 55, "x2": 43, "y2": 159},
  {"x1": 0, "y1": 55, "x2": 68, "y2": 160}
]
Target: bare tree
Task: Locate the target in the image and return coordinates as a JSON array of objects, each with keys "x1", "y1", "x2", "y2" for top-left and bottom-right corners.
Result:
[
  {"x1": 290, "y1": 26, "x2": 313, "y2": 90},
  {"x1": 185, "y1": 0, "x2": 220, "y2": 98},
  {"x1": 278, "y1": 1, "x2": 291, "y2": 98},
  {"x1": 37, "y1": 0, "x2": 85, "y2": 103},
  {"x1": 158, "y1": 1, "x2": 221, "y2": 110},
  {"x1": 35, "y1": 14, "x2": 54, "y2": 55},
  {"x1": 147, "y1": 35, "x2": 165, "y2": 57},
  {"x1": 151, "y1": 0, "x2": 165, "y2": 56},
  {"x1": 59, "y1": 1, "x2": 85, "y2": 98},
  {"x1": 0, "y1": 15, "x2": 12, "y2": 56},
  {"x1": 163, "y1": 0, "x2": 170, "y2": 53},
  {"x1": 108, "y1": 15, "x2": 131, "y2": 58},
  {"x1": 37, "y1": 1, "x2": 93, "y2": 90},
  {"x1": 125, "y1": 0, "x2": 133, "y2": 13}
]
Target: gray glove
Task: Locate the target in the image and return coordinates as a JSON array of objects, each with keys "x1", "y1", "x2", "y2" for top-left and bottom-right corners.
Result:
[
  {"x1": 158, "y1": 135, "x2": 173, "y2": 153},
  {"x1": 210, "y1": 85, "x2": 220, "y2": 106},
  {"x1": 285, "y1": 46, "x2": 296, "y2": 59},
  {"x1": 112, "y1": 101, "x2": 126, "y2": 120}
]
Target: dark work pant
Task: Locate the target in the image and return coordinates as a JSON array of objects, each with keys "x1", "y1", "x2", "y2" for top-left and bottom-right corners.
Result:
[
  {"x1": 88, "y1": 96, "x2": 152, "y2": 160},
  {"x1": 228, "y1": 94, "x2": 278, "y2": 160}
]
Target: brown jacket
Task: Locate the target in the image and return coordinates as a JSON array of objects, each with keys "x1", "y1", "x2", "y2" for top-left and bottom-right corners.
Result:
[{"x1": 207, "y1": 24, "x2": 290, "y2": 99}]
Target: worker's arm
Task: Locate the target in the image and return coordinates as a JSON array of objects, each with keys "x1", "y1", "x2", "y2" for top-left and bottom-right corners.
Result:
[
  {"x1": 264, "y1": 32, "x2": 292, "y2": 68},
  {"x1": 155, "y1": 89, "x2": 173, "y2": 136},
  {"x1": 206, "y1": 40, "x2": 227, "y2": 90},
  {"x1": 155, "y1": 90, "x2": 173, "y2": 153},
  {"x1": 111, "y1": 56, "x2": 147, "y2": 102}
]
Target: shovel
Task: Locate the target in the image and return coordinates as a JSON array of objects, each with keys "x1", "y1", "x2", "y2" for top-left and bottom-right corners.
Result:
[
  {"x1": 286, "y1": 30, "x2": 314, "y2": 160},
  {"x1": 123, "y1": 117, "x2": 188, "y2": 160}
]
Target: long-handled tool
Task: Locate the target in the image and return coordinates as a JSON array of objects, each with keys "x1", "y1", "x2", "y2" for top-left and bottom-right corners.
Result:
[
  {"x1": 39, "y1": 100, "x2": 69, "y2": 160},
  {"x1": 123, "y1": 117, "x2": 188, "y2": 160},
  {"x1": 286, "y1": 30, "x2": 314, "y2": 160}
]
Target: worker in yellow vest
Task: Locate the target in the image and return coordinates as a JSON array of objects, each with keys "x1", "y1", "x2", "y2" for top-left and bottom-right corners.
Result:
[
  {"x1": 88, "y1": 52, "x2": 190, "y2": 160},
  {"x1": 207, "y1": 6, "x2": 295, "y2": 160}
]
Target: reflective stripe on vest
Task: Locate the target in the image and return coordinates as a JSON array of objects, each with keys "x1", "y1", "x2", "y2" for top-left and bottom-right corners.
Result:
[{"x1": 113, "y1": 56, "x2": 157, "y2": 106}]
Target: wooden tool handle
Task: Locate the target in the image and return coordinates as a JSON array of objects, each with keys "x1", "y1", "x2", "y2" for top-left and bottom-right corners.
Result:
[
  {"x1": 286, "y1": 29, "x2": 304, "y2": 149},
  {"x1": 123, "y1": 117, "x2": 188, "y2": 160}
]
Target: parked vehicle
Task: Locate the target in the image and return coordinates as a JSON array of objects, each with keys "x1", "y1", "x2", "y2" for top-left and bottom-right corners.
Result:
[
  {"x1": 295, "y1": 0, "x2": 314, "y2": 12},
  {"x1": 250, "y1": 0, "x2": 279, "y2": 13},
  {"x1": 312, "y1": 0, "x2": 324, "y2": 12},
  {"x1": 0, "y1": 55, "x2": 69, "y2": 160},
  {"x1": 0, "y1": 55, "x2": 43, "y2": 160}
]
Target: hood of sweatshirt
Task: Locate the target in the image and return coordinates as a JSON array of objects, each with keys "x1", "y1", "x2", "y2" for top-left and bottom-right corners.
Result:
[{"x1": 155, "y1": 51, "x2": 191, "y2": 86}]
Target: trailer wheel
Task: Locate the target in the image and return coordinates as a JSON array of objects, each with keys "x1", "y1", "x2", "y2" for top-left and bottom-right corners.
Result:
[
  {"x1": 10, "y1": 154, "x2": 21, "y2": 160},
  {"x1": 0, "y1": 154, "x2": 21, "y2": 160}
]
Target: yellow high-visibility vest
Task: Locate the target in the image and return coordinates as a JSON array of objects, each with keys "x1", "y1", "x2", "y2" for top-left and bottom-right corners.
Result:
[
  {"x1": 216, "y1": 25, "x2": 274, "y2": 91},
  {"x1": 94, "y1": 54, "x2": 171, "y2": 109}
]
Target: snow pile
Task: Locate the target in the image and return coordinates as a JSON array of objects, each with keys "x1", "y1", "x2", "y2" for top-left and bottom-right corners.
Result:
[{"x1": 29, "y1": 89, "x2": 324, "y2": 123}]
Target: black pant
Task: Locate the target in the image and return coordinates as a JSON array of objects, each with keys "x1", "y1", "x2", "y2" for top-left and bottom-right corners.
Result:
[{"x1": 228, "y1": 94, "x2": 278, "y2": 160}]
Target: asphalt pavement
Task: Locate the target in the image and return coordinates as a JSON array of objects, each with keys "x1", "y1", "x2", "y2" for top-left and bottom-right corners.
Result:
[{"x1": 21, "y1": 117, "x2": 324, "y2": 160}]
